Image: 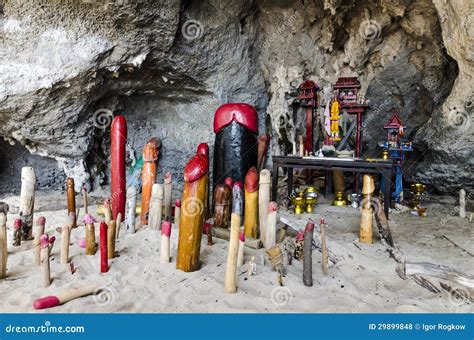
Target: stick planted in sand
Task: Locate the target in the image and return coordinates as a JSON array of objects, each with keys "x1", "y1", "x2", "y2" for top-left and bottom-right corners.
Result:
[
  {"x1": 303, "y1": 220, "x2": 314, "y2": 286},
  {"x1": 20, "y1": 166, "x2": 36, "y2": 240},
  {"x1": 174, "y1": 199, "x2": 181, "y2": 229},
  {"x1": 60, "y1": 223, "x2": 72, "y2": 265},
  {"x1": 34, "y1": 216, "x2": 46, "y2": 266},
  {"x1": 141, "y1": 138, "x2": 160, "y2": 226},
  {"x1": 33, "y1": 283, "x2": 100, "y2": 310},
  {"x1": 148, "y1": 183, "x2": 164, "y2": 230},
  {"x1": 160, "y1": 221, "x2": 172, "y2": 263},
  {"x1": 107, "y1": 220, "x2": 116, "y2": 259},
  {"x1": 66, "y1": 178, "x2": 76, "y2": 228},
  {"x1": 459, "y1": 189, "x2": 466, "y2": 219},
  {"x1": 115, "y1": 212, "x2": 122, "y2": 239},
  {"x1": 100, "y1": 221, "x2": 108, "y2": 273},
  {"x1": 0, "y1": 213, "x2": 7, "y2": 278},
  {"x1": 82, "y1": 186, "x2": 88, "y2": 215},
  {"x1": 164, "y1": 172, "x2": 173, "y2": 220},
  {"x1": 320, "y1": 218, "x2": 328, "y2": 275},
  {"x1": 84, "y1": 214, "x2": 97, "y2": 255},
  {"x1": 103, "y1": 198, "x2": 112, "y2": 224},
  {"x1": 258, "y1": 169, "x2": 271, "y2": 247},
  {"x1": 125, "y1": 186, "x2": 137, "y2": 234}
]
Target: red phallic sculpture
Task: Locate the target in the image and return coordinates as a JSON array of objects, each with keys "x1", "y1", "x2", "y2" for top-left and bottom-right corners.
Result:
[{"x1": 110, "y1": 116, "x2": 127, "y2": 220}]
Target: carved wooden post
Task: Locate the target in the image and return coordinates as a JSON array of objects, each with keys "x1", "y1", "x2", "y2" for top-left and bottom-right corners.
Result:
[
  {"x1": 459, "y1": 189, "x2": 466, "y2": 218},
  {"x1": 148, "y1": 183, "x2": 164, "y2": 230},
  {"x1": 258, "y1": 169, "x2": 271, "y2": 247},
  {"x1": 41, "y1": 234, "x2": 52, "y2": 287},
  {"x1": 0, "y1": 213, "x2": 7, "y2": 278},
  {"x1": 13, "y1": 219, "x2": 22, "y2": 246},
  {"x1": 237, "y1": 231, "x2": 245, "y2": 267},
  {"x1": 320, "y1": 218, "x2": 328, "y2": 275},
  {"x1": 34, "y1": 216, "x2": 46, "y2": 266},
  {"x1": 224, "y1": 211, "x2": 241, "y2": 293},
  {"x1": 20, "y1": 166, "x2": 36, "y2": 239},
  {"x1": 359, "y1": 175, "x2": 374, "y2": 244},
  {"x1": 213, "y1": 183, "x2": 232, "y2": 229},
  {"x1": 33, "y1": 283, "x2": 99, "y2": 310},
  {"x1": 164, "y1": 172, "x2": 173, "y2": 221},
  {"x1": 103, "y1": 198, "x2": 112, "y2": 224},
  {"x1": 174, "y1": 199, "x2": 181, "y2": 228},
  {"x1": 141, "y1": 138, "x2": 160, "y2": 226},
  {"x1": 82, "y1": 186, "x2": 88, "y2": 215},
  {"x1": 125, "y1": 186, "x2": 137, "y2": 234},
  {"x1": 107, "y1": 220, "x2": 116, "y2": 259},
  {"x1": 66, "y1": 178, "x2": 76, "y2": 228},
  {"x1": 176, "y1": 152, "x2": 208, "y2": 272},
  {"x1": 244, "y1": 167, "x2": 259, "y2": 239},
  {"x1": 60, "y1": 223, "x2": 72, "y2": 264},
  {"x1": 303, "y1": 220, "x2": 314, "y2": 287}
]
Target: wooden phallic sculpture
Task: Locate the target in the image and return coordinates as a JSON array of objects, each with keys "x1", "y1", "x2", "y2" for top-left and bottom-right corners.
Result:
[
  {"x1": 148, "y1": 183, "x2": 164, "y2": 230},
  {"x1": 237, "y1": 231, "x2": 245, "y2": 267},
  {"x1": 60, "y1": 213, "x2": 75, "y2": 264},
  {"x1": 359, "y1": 175, "x2": 375, "y2": 244},
  {"x1": 0, "y1": 213, "x2": 7, "y2": 279},
  {"x1": 66, "y1": 178, "x2": 76, "y2": 228},
  {"x1": 303, "y1": 220, "x2": 314, "y2": 287},
  {"x1": 213, "y1": 179, "x2": 232, "y2": 229},
  {"x1": 244, "y1": 167, "x2": 259, "y2": 239},
  {"x1": 212, "y1": 103, "x2": 258, "y2": 190},
  {"x1": 107, "y1": 220, "x2": 116, "y2": 259},
  {"x1": 141, "y1": 138, "x2": 160, "y2": 226},
  {"x1": 125, "y1": 186, "x2": 137, "y2": 234},
  {"x1": 265, "y1": 202, "x2": 278, "y2": 249},
  {"x1": 196, "y1": 143, "x2": 210, "y2": 220},
  {"x1": 258, "y1": 169, "x2": 270, "y2": 246},
  {"x1": 176, "y1": 151, "x2": 208, "y2": 272},
  {"x1": 459, "y1": 189, "x2": 466, "y2": 218},
  {"x1": 103, "y1": 198, "x2": 112, "y2": 223},
  {"x1": 20, "y1": 166, "x2": 36, "y2": 240},
  {"x1": 110, "y1": 115, "x2": 127, "y2": 220},
  {"x1": 33, "y1": 283, "x2": 99, "y2": 310},
  {"x1": 224, "y1": 198, "x2": 242, "y2": 293},
  {"x1": 99, "y1": 221, "x2": 108, "y2": 273},
  {"x1": 160, "y1": 221, "x2": 172, "y2": 264},
  {"x1": 13, "y1": 219, "x2": 22, "y2": 246},
  {"x1": 174, "y1": 199, "x2": 181, "y2": 228},
  {"x1": 40, "y1": 234, "x2": 55, "y2": 287},
  {"x1": 34, "y1": 216, "x2": 46, "y2": 266},
  {"x1": 84, "y1": 214, "x2": 96, "y2": 255},
  {"x1": 163, "y1": 172, "x2": 173, "y2": 221}
]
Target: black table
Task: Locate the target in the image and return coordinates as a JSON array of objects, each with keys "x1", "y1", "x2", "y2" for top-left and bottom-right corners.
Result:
[{"x1": 271, "y1": 155, "x2": 394, "y2": 218}]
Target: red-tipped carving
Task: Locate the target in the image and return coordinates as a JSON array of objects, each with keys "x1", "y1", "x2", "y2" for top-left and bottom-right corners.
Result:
[
  {"x1": 305, "y1": 220, "x2": 315, "y2": 232},
  {"x1": 203, "y1": 222, "x2": 212, "y2": 235},
  {"x1": 83, "y1": 213, "x2": 96, "y2": 224},
  {"x1": 33, "y1": 296, "x2": 60, "y2": 310},
  {"x1": 99, "y1": 221, "x2": 108, "y2": 273},
  {"x1": 40, "y1": 234, "x2": 49, "y2": 248},
  {"x1": 111, "y1": 115, "x2": 127, "y2": 220},
  {"x1": 320, "y1": 217, "x2": 325, "y2": 225},
  {"x1": 161, "y1": 221, "x2": 172, "y2": 237},
  {"x1": 244, "y1": 167, "x2": 258, "y2": 193},
  {"x1": 224, "y1": 177, "x2": 233, "y2": 187},
  {"x1": 234, "y1": 181, "x2": 243, "y2": 189},
  {"x1": 269, "y1": 201, "x2": 278, "y2": 212},
  {"x1": 196, "y1": 143, "x2": 209, "y2": 157},
  {"x1": 213, "y1": 103, "x2": 258, "y2": 134},
  {"x1": 13, "y1": 219, "x2": 22, "y2": 230},
  {"x1": 184, "y1": 154, "x2": 209, "y2": 183},
  {"x1": 239, "y1": 231, "x2": 245, "y2": 242},
  {"x1": 36, "y1": 216, "x2": 46, "y2": 226},
  {"x1": 175, "y1": 199, "x2": 181, "y2": 208},
  {"x1": 296, "y1": 231, "x2": 305, "y2": 241}
]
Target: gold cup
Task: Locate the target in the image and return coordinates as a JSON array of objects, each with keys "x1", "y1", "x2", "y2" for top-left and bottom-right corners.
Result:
[
  {"x1": 409, "y1": 183, "x2": 426, "y2": 209},
  {"x1": 305, "y1": 196, "x2": 317, "y2": 213},
  {"x1": 332, "y1": 191, "x2": 347, "y2": 206},
  {"x1": 294, "y1": 196, "x2": 304, "y2": 214},
  {"x1": 382, "y1": 149, "x2": 389, "y2": 160}
]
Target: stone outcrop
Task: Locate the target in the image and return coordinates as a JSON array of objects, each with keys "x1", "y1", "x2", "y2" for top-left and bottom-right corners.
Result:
[{"x1": 0, "y1": 0, "x2": 471, "y2": 194}]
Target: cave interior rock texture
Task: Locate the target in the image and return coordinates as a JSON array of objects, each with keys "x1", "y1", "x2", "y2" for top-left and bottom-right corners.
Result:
[{"x1": 0, "y1": 0, "x2": 472, "y2": 194}]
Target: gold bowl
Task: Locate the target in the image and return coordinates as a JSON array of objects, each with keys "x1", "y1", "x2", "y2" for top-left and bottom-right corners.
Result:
[{"x1": 332, "y1": 191, "x2": 347, "y2": 206}]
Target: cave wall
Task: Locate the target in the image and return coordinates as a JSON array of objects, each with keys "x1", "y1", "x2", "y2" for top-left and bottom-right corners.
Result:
[{"x1": 0, "y1": 0, "x2": 472, "y2": 195}]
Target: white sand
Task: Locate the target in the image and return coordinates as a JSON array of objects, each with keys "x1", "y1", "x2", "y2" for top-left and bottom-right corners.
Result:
[{"x1": 0, "y1": 190, "x2": 472, "y2": 313}]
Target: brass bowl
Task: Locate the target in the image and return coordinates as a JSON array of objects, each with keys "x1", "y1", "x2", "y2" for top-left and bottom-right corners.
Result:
[
  {"x1": 305, "y1": 196, "x2": 317, "y2": 213},
  {"x1": 410, "y1": 183, "x2": 426, "y2": 195},
  {"x1": 294, "y1": 196, "x2": 304, "y2": 215}
]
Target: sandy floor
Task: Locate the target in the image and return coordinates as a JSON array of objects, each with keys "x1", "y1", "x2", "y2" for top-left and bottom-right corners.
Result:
[{"x1": 0, "y1": 189, "x2": 472, "y2": 313}]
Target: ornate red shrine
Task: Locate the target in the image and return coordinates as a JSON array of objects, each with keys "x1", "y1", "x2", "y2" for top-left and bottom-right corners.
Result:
[
  {"x1": 298, "y1": 80, "x2": 320, "y2": 153},
  {"x1": 333, "y1": 77, "x2": 369, "y2": 157}
]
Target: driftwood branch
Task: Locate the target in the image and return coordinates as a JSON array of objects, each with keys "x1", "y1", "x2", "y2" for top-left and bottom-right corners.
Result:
[{"x1": 403, "y1": 261, "x2": 474, "y2": 289}]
